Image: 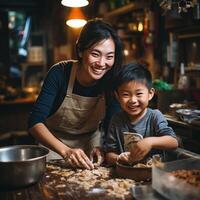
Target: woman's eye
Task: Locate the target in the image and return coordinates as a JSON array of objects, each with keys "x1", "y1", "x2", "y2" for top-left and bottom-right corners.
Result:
[
  {"x1": 91, "y1": 52, "x2": 99, "y2": 57},
  {"x1": 107, "y1": 55, "x2": 114, "y2": 60}
]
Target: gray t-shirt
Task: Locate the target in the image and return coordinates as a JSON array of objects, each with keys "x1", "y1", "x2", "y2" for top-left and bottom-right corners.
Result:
[{"x1": 105, "y1": 108, "x2": 176, "y2": 154}]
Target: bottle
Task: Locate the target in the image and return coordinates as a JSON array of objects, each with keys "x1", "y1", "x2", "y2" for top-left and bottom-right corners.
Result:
[
  {"x1": 108, "y1": 0, "x2": 116, "y2": 10},
  {"x1": 177, "y1": 63, "x2": 189, "y2": 89}
]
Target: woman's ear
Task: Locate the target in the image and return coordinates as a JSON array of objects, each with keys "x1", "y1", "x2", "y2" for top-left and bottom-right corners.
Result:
[
  {"x1": 148, "y1": 88, "x2": 155, "y2": 101},
  {"x1": 79, "y1": 52, "x2": 82, "y2": 58},
  {"x1": 76, "y1": 43, "x2": 82, "y2": 59}
]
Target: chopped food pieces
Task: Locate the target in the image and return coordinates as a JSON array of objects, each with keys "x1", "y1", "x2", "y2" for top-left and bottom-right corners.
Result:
[
  {"x1": 45, "y1": 164, "x2": 135, "y2": 199},
  {"x1": 169, "y1": 169, "x2": 200, "y2": 188},
  {"x1": 132, "y1": 158, "x2": 153, "y2": 168}
]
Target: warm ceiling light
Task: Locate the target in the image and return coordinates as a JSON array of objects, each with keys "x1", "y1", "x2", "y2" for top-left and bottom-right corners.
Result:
[
  {"x1": 66, "y1": 8, "x2": 87, "y2": 28},
  {"x1": 61, "y1": 0, "x2": 89, "y2": 7},
  {"x1": 66, "y1": 19, "x2": 87, "y2": 28}
]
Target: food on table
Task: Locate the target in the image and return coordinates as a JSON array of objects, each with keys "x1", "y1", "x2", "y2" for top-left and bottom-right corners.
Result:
[
  {"x1": 132, "y1": 158, "x2": 153, "y2": 168},
  {"x1": 45, "y1": 164, "x2": 135, "y2": 199},
  {"x1": 169, "y1": 169, "x2": 200, "y2": 188}
]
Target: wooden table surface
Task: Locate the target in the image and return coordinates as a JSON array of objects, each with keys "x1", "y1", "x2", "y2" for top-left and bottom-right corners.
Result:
[{"x1": 0, "y1": 160, "x2": 141, "y2": 200}]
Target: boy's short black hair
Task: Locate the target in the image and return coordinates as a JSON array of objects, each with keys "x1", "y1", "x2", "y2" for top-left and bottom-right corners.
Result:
[{"x1": 112, "y1": 61, "x2": 153, "y2": 91}]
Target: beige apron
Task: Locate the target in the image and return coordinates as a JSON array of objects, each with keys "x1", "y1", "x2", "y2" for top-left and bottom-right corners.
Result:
[{"x1": 46, "y1": 63, "x2": 105, "y2": 159}]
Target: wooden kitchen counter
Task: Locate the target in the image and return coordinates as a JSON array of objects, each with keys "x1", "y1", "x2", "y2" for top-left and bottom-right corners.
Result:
[
  {"x1": 0, "y1": 149, "x2": 198, "y2": 200},
  {"x1": 164, "y1": 114, "x2": 200, "y2": 131},
  {"x1": 0, "y1": 162, "x2": 138, "y2": 200},
  {"x1": 0, "y1": 96, "x2": 36, "y2": 106},
  {"x1": 0, "y1": 96, "x2": 36, "y2": 133},
  {"x1": 164, "y1": 114, "x2": 200, "y2": 154}
]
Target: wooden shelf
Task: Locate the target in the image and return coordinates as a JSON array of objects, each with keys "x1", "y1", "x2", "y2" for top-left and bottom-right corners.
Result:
[
  {"x1": 104, "y1": 3, "x2": 135, "y2": 19},
  {"x1": 178, "y1": 33, "x2": 200, "y2": 39},
  {"x1": 21, "y1": 61, "x2": 45, "y2": 67},
  {"x1": 104, "y1": 2, "x2": 150, "y2": 19},
  {"x1": 185, "y1": 67, "x2": 200, "y2": 72}
]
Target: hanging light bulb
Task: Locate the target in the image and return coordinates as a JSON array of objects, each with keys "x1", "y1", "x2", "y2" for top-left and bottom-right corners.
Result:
[
  {"x1": 61, "y1": 0, "x2": 89, "y2": 7},
  {"x1": 66, "y1": 8, "x2": 87, "y2": 28}
]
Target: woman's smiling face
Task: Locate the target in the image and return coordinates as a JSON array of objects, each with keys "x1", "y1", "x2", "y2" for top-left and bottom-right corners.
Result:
[{"x1": 81, "y1": 38, "x2": 115, "y2": 81}]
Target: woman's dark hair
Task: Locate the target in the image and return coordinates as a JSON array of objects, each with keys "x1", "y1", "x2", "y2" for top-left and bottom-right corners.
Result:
[
  {"x1": 76, "y1": 18, "x2": 122, "y2": 77},
  {"x1": 112, "y1": 61, "x2": 153, "y2": 92}
]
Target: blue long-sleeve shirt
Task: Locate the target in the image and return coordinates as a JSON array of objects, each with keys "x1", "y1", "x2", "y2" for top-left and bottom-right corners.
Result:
[{"x1": 28, "y1": 60, "x2": 121, "y2": 134}]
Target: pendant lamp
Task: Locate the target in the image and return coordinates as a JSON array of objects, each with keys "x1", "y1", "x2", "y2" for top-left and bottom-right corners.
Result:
[
  {"x1": 66, "y1": 8, "x2": 87, "y2": 28},
  {"x1": 61, "y1": 0, "x2": 89, "y2": 7}
]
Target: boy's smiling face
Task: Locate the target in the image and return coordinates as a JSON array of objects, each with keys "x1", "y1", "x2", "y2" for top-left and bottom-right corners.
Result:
[{"x1": 115, "y1": 80, "x2": 155, "y2": 123}]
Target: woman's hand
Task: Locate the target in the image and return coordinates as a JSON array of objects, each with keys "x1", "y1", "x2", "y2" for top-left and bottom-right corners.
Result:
[
  {"x1": 64, "y1": 148, "x2": 94, "y2": 170},
  {"x1": 90, "y1": 147, "x2": 104, "y2": 167},
  {"x1": 129, "y1": 138, "x2": 152, "y2": 163}
]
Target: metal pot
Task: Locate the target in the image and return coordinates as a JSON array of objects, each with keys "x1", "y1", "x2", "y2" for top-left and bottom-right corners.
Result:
[
  {"x1": 0, "y1": 145, "x2": 49, "y2": 188},
  {"x1": 176, "y1": 109, "x2": 200, "y2": 123}
]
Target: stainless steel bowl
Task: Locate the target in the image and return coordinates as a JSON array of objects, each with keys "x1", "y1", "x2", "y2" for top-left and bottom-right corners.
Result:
[{"x1": 0, "y1": 145, "x2": 49, "y2": 188}]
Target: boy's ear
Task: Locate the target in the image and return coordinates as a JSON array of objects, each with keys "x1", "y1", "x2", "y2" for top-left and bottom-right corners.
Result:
[
  {"x1": 148, "y1": 88, "x2": 155, "y2": 101},
  {"x1": 114, "y1": 91, "x2": 119, "y2": 101}
]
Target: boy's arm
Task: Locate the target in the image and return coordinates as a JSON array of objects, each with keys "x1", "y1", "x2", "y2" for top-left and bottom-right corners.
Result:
[
  {"x1": 130, "y1": 135, "x2": 178, "y2": 163},
  {"x1": 106, "y1": 152, "x2": 119, "y2": 166},
  {"x1": 152, "y1": 109, "x2": 178, "y2": 148},
  {"x1": 130, "y1": 110, "x2": 178, "y2": 163},
  {"x1": 146, "y1": 135, "x2": 178, "y2": 150}
]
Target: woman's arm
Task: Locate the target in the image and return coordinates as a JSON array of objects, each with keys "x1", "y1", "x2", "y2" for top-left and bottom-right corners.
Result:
[
  {"x1": 29, "y1": 123, "x2": 94, "y2": 169},
  {"x1": 28, "y1": 64, "x2": 65, "y2": 129},
  {"x1": 29, "y1": 123, "x2": 70, "y2": 157}
]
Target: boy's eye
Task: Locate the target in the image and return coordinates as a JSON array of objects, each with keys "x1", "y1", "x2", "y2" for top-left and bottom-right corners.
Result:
[
  {"x1": 137, "y1": 93, "x2": 143, "y2": 96},
  {"x1": 121, "y1": 93, "x2": 129, "y2": 97}
]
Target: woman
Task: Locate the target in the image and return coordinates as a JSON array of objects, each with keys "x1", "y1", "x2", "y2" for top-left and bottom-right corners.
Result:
[{"x1": 28, "y1": 19, "x2": 122, "y2": 170}]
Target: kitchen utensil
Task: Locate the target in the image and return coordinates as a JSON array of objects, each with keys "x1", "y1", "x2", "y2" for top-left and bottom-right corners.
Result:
[
  {"x1": 152, "y1": 157, "x2": 200, "y2": 200},
  {"x1": 0, "y1": 145, "x2": 49, "y2": 188},
  {"x1": 176, "y1": 109, "x2": 200, "y2": 123},
  {"x1": 123, "y1": 132, "x2": 143, "y2": 152}
]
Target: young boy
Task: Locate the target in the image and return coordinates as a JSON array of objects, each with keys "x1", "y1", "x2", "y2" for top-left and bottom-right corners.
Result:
[{"x1": 105, "y1": 62, "x2": 178, "y2": 165}]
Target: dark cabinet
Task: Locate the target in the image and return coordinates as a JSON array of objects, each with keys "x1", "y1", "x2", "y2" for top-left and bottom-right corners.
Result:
[{"x1": 165, "y1": 114, "x2": 200, "y2": 154}]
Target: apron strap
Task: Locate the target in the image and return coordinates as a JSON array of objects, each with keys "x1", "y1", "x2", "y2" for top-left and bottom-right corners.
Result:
[{"x1": 66, "y1": 63, "x2": 78, "y2": 96}]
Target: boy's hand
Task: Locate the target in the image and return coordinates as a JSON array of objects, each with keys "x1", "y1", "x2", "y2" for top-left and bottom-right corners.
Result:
[
  {"x1": 117, "y1": 152, "x2": 130, "y2": 164},
  {"x1": 90, "y1": 147, "x2": 104, "y2": 167},
  {"x1": 129, "y1": 138, "x2": 152, "y2": 163}
]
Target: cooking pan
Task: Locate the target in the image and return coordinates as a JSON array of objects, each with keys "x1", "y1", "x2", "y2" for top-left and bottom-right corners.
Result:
[{"x1": 0, "y1": 145, "x2": 49, "y2": 188}]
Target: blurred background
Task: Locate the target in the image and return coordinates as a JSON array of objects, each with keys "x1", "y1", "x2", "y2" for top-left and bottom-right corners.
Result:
[{"x1": 0, "y1": 0, "x2": 200, "y2": 153}]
